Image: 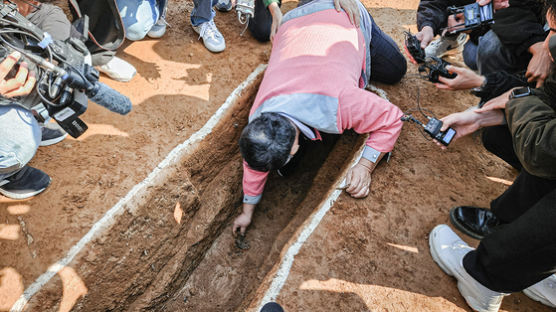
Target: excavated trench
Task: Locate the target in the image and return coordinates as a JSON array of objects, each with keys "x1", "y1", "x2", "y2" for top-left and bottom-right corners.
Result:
[{"x1": 26, "y1": 74, "x2": 363, "y2": 311}]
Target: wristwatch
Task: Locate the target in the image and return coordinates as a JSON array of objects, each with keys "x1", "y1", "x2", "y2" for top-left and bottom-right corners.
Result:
[{"x1": 509, "y1": 87, "x2": 532, "y2": 100}]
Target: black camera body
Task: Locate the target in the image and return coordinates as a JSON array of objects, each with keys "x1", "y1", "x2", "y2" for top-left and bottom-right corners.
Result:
[
  {"x1": 401, "y1": 114, "x2": 457, "y2": 146},
  {"x1": 446, "y1": 2, "x2": 494, "y2": 35},
  {"x1": 0, "y1": 1, "x2": 131, "y2": 138},
  {"x1": 422, "y1": 117, "x2": 456, "y2": 146},
  {"x1": 404, "y1": 32, "x2": 457, "y2": 83}
]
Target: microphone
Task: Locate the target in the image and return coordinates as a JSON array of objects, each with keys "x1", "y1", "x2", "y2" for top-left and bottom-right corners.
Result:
[
  {"x1": 86, "y1": 82, "x2": 132, "y2": 115},
  {"x1": 19, "y1": 50, "x2": 132, "y2": 115}
]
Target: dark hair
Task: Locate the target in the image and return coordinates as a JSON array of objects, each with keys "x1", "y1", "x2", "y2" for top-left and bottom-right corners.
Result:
[
  {"x1": 239, "y1": 112, "x2": 296, "y2": 172},
  {"x1": 546, "y1": 0, "x2": 556, "y2": 19}
]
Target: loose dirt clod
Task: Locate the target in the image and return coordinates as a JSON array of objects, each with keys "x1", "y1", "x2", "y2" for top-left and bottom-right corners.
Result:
[{"x1": 235, "y1": 234, "x2": 250, "y2": 250}]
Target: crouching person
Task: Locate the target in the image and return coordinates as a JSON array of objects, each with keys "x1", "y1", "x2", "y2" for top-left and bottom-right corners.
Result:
[
  {"x1": 232, "y1": 0, "x2": 406, "y2": 235},
  {"x1": 0, "y1": 52, "x2": 49, "y2": 199},
  {"x1": 428, "y1": 2, "x2": 556, "y2": 310}
]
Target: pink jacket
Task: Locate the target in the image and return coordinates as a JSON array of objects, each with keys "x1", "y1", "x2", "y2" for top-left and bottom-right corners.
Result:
[{"x1": 242, "y1": 7, "x2": 403, "y2": 204}]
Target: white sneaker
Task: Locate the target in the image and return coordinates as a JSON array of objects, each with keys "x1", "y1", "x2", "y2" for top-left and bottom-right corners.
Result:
[
  {"x1": 523, "y1": 275, "x2": 556, "y2": 308},
  {"x1": 429, "y1": 224, "x2": 507, "y2": 312},
  {"x1": 192, "y1": 20, "x2": 226, "y2": 53},
  {"x1": 97, "y1": 56, "x2": 137, "y2": 82},
  {"x1": 425, "y1": 33, "x2": 467, "y2": 58}
]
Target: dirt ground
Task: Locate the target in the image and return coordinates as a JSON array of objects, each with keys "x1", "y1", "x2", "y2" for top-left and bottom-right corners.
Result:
[{"x1": 0, "y1": 0, "x2": 551, "y2": 311}]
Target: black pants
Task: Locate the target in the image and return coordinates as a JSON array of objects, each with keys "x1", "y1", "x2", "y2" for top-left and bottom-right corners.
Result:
[
  {"x1": 462, "y1": 127, "x2": 556, "y2": 292},
  {"x1": 247, "y1": 0, "x2": 280, "y2": 42}
]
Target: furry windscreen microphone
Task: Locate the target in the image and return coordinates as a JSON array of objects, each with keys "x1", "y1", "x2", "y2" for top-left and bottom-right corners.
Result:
[{"x1": 87, "y1": 82, "x2": 132, "y2": 115}]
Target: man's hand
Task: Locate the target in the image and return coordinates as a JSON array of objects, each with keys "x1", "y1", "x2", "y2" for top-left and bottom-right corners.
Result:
[
  {"x1": 435, "y1": 65, "x2": 485, "y2": 91},
  {"x1": 416, "y1": 26, "x2": 434, "y2": 49},
  {"x1": 476, "y1": 0, "x2": 509, "y2": 10},
  {"x1": 474, "y1": 88, "x2": 514, "y2": 112},
  {"x1": 232, "y1": 203, "x2": 255, "y2": 236},
  {"x1": 269, "y1": 2, "x2": 282, "y2": 42},
  {"x1": 445, "y1": 13, "x2": 465, "y2": 34},
  {"x1": 0, "y1": 51, "x2": 36, "y2": 98},
  {"x1": 526, "y1": 41, "x2": 551, "y2": 88},
  {"x1": 438, "y1": 110, "x2": 482, "y2": 146},
  {"x1": 344, "y1": 157, "x2": 378, "y2": 198},
  {"x1": 436, "y1": 108, "x2": 506, "y2": 149},
  {"x1": 334, "y1": 0, "x2": 360, "y2": 27}
]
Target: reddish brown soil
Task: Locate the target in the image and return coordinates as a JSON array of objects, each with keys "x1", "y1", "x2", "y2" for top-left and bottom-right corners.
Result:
[{"x1": 0, "y1": 0, "x2": 550, "y2": 311}]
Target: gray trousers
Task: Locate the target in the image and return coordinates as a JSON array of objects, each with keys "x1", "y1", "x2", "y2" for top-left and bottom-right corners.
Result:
[{"x1": 0, "y1": 105, "x2": 41, "y2": 180}]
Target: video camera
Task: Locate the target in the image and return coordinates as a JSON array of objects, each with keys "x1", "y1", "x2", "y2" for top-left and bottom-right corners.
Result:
[
  {"x1": 404, "y1": 31, "x2": 457, "y2": 83},
  {"x1": 446, "y1": 2, "x2": 494, "y2": 35},
  {"x1": 0, "y1": 1, "x2": 132, "y2": 138}
]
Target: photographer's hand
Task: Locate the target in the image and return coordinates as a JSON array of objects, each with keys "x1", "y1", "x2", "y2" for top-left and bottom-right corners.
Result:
[
  {"x1": 526, "y1": 41, "x2": 551, "y2": 88},
  {"x1": 335, "y1": 0, "x2": 360, "y2": 27},
  {"x1": 476, "y1": 0, "x2": 509, "y2": 10},
  {"x1": 435, "y1": 65, "x2": 485, "y2": 91},
  {"x1": 416, "y1": 26, "x2": 434, "y2": 49},
  {"x1": 437, "y1": 108, "x2": 505, "y2": 149},
  {"x1": 0, "y1": 51, "x2": 36, "y2": 98}
]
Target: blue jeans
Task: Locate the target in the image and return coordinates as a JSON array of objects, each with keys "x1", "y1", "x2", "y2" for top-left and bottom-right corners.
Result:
[
  {"x1": 463, "y1": 30, "x2": 531, "y2": 75},
  {"x1": 116, "y1": 0, "x2": 165, "y2": 40},
  {"x1": 0, "y1": 105, "x2": 41, "y2": 180},
  {"x1": 191, "y1": 0, "x2": 218, "y2": 26}
]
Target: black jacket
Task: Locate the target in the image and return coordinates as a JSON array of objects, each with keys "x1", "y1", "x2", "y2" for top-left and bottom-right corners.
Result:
[{"x1": 417, "y1": 0, "x2": 546, "y2": 56}]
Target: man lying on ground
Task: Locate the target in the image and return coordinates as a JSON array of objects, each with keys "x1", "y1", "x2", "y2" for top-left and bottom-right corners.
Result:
[{"x1": 232, "y1": 0, "x2": 407, "y2": 235}]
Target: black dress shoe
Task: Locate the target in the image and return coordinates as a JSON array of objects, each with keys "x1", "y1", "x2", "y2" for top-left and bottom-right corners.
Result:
[{"x1": 449, "y1": 206, "x2": 500, "y2": 240}]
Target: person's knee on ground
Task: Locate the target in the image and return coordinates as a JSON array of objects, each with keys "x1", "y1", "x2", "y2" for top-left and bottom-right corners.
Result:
[
  {"x1": 372, "y1": 52, "x2": 407, "y2": 84},
  {"x1": 239, "y1": 113, "x2": 296, "y2": 172},
  {"x1": 247, "y1": 0, "x2": 278, "y2": 42},
  {"x1": 368, "y1": 15, "x2": 407, "y2": 84}
]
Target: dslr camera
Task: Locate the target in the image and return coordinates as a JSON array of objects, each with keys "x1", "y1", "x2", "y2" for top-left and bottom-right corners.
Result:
[
  {"x1": 0, "y1": 1, "x2": 131, "y2": 138},
  {"x1": 404, "y1": 32, "x2": 457, "y2": 83},
  {"x1": 446, "y1": 2, "x2": 494, "y2": 35}
]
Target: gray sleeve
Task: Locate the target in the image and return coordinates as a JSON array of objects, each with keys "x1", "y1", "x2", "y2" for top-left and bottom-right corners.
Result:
[{"x1": 27, "y1": 4, "x2": 71, "y2": 41}]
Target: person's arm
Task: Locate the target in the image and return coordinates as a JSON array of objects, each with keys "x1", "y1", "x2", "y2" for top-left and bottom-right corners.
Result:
[
  {"x1": 506, "y1": 95, "x2": 556, "y2": 179},
  {"x1": 338, "y1": 88, "x2": 403, "y2": 197},
  {"x1": 268, "y1": 2, "x2": 282, "y2": 42},
  {"x1": 232, "y1": 161, "x2": 269, "y2": 235}
]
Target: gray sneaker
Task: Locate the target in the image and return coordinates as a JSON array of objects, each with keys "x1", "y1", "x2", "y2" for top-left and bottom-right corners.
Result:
[
  {"x1": 40, "y1": 123, "x2": 67, "y2": 146},
  {"x1": 192, "y1": 20, "x2": 226, "y2": 53},
  {"x1": 148, "y1": 7, "x2": 168, "y2": 39},
  {"x1": 215, "y1": 0, "x2": 233, "y2": 12}
]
